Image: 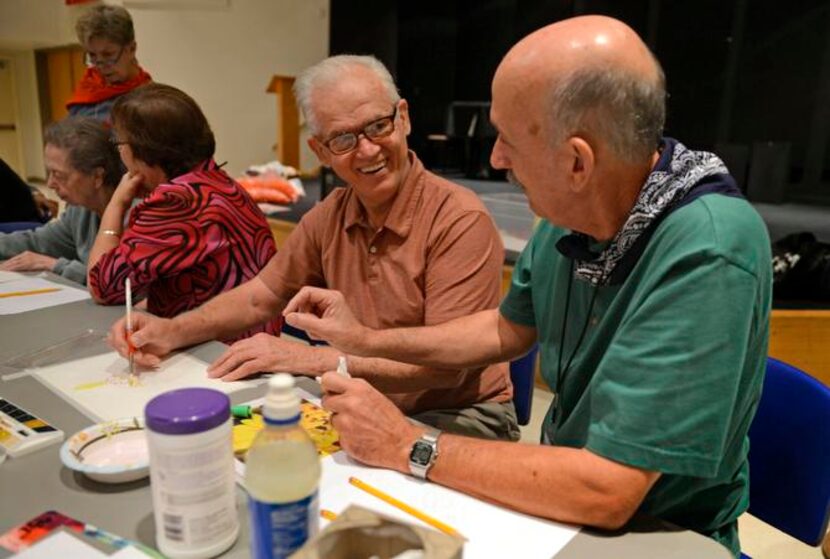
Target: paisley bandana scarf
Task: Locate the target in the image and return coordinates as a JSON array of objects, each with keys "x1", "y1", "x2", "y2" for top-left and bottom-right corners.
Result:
[{"x1": 570, "y1": 138, "x2": 731, "y2": 285}]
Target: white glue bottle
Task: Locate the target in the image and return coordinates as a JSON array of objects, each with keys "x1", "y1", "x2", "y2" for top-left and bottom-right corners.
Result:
[{"x1": 246, "y1": 374, "x2": 321, "y2": 558}]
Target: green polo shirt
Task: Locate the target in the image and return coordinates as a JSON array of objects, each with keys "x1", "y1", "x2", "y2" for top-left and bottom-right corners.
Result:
[{"x1": 500, "y1": 194, "x2": 771, "y2": 557}]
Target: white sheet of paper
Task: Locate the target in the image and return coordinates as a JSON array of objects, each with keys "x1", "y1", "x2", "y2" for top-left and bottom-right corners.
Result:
[
  {"x1": 0, "y1": 277, "x2": 90, "y2": 315},
  {"x1": 33, "y1": 349, "x2": 258, "y2": 422},
  {"x1": 316, "y1": 453, "x2": 579, "y2": 559},
  {"x1": 232, "y1": 388, "x2": 577, "y2": 558},
  {"x1": 0, "y1": 270, "x2": 26, "y2": 283},
  {"x1": 12, "y1": 530, "x2": 152, "y2": 559}
]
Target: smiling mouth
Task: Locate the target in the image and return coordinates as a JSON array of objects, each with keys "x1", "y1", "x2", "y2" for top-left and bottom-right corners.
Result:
[{"x1": 359, "y1": 159, "x2": 387, "y2": 174}]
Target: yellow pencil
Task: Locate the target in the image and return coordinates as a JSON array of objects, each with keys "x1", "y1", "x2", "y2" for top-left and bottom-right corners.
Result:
[
  {"x1": 320, "y1": 509, "x2": 337, "y2": 521},
  {"x1": 0, "y1": 287, "x2": 61, "y2": 299},
  {"x1": 348, "y1": 476, "x2": 465, "y2": 540}
]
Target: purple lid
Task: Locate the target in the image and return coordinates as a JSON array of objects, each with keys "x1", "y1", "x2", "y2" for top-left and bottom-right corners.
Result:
[{"x1": 145, "y1": 388, "x2": 230, "y2": 435}]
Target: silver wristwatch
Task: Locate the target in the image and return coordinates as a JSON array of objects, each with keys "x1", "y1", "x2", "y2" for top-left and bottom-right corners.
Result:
[{"x1": 408, "y1": 428, "x2": 441, "y2": 479}]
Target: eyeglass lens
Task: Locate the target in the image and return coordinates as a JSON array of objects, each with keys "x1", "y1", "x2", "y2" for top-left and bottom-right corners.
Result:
[{"x1": 327, "y1": 107, "x2": 397, "y2": 154}]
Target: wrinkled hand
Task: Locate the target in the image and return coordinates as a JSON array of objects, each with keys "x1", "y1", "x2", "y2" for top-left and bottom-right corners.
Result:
[
  {"x1": 207, "y1": 333, "x2": 329, "y2": 381},
  {"x1": 283, "y1": 287, "x2": 370, "y2": 354},
  {"x1": 107, "y1": 312, "x2": 178, "y2": 367},
  {"x1": 112, "y1": 171, "x2": 145, "y2": 209},
  {"x1": 321, "y1": 373, "x2": 421, "y2": 473},
  {"x1": 0, "y1": 251, "x2": 57, "y2": 272},
  {"x1": 32, "y1": 192, "x2": 58, "y2": 221}
]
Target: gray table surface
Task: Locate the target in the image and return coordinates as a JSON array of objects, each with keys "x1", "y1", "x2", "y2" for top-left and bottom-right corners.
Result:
[{"x1": 0, "y1": 276, "x2": 731, "y2": 559}]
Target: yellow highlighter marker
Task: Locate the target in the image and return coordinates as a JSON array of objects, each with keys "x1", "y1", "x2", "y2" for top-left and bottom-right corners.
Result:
[{"x1": 348, "y1": 476, "x2": 465, "y2": 540}]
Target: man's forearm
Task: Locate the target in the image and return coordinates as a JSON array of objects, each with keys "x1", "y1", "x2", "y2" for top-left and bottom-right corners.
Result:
[
  {"x1": 364, "y1": 309, "x2": 534, "y2": 369},
  {"x1": 348, "y1": 355, "x2": 471, "y2": 392},
  {"x1": 171, "y1": 277, "x2": 280, "y2": 347},
  {"x1": 270, "y1": 343, "x2": 479, "y2": 392},
  {"x1": 426, "y1": 436, "x2": 659, "y2": 530}
]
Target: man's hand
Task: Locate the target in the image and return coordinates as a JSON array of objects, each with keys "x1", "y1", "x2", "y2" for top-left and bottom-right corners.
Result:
[
  {"x1": 321, "y1": 373, "x2": 421, "y2": 473},
  {"x1": 207, "y1": 333, "x2": 333, "y2": 381},
  {"x1": 283, "y1": 287, "x2": 370, "y2": 354},
  {"x1": 0, "y1": 251, "x2": 57, "y2": 272},
  {"x1": 107, "y1": 312, "x2": 178, "y2": 367}
]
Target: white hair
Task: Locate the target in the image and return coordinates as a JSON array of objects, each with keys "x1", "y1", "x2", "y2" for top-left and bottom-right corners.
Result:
[
  {"x1": 293, "y1": 55, "x2": 400, "y2": 135},
  {"x1": 547, "y1": 55, "x2": 666, "y2": 163}
]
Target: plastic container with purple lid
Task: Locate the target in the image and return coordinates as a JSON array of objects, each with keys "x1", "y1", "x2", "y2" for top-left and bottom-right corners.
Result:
[
  {"x1": 145, "y1": 388, "x2": 239, "y2": 559},
  {"x1": 145, "y1": 387, "x2": 230, "y2": 434}
]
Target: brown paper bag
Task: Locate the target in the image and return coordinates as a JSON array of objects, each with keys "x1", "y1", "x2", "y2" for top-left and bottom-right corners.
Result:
[{"x1": 290, "y1": 505, "x2": 464, "y2": 559}]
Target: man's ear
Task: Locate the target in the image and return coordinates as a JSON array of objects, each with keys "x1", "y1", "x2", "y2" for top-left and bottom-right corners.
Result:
[
  {"x1": 398, "y1": 99, "x2": 412, "y2": 136},
  {"x1": 566, "y1": 136, "x2": 595, "y2": 192},
  {"x1": 308, "y1": 136, "x2": 330, "y2": 167}
]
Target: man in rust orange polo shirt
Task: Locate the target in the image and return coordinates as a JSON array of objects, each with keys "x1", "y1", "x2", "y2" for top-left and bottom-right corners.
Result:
[{"x1": 108, "y1": 55, "x2": 518, "y2": 441}]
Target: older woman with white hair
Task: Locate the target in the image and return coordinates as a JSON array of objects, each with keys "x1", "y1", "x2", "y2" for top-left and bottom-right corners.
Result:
[{"x1": 0, "y1": 118, "x2": 120, "y2": 284}]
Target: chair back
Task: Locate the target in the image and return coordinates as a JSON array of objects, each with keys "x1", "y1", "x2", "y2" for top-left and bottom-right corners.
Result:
[
  {"x1": 510, "y1": 344, "x2": 538, "y2": 426},
  {"x1": 0, "y1": 221, "x2": 42, "y2": 234},
  {"x1": 747, "y1": 357, "x2": 830, "y2": 546}
]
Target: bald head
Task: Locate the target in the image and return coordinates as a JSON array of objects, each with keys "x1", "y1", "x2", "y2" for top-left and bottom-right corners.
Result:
[{"x1": 495, "y1": 15, "x2": 665, "y2": 162}]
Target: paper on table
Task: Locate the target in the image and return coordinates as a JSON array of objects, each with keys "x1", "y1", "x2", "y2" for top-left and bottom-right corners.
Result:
[
  {"x1": 231, "y1": 385, "x2": 578, "y2": 557},
  {"x1": 0, "y1": 278, "x2": 89, "y2": 315},
  {"x1": 0, "y1": 270, "x2": 26, "y2": 283},
  {"x1": 32, "y1": 350, "x2": 259, "y2": 422},
  {"x1": 318, "y1": 453, "x2": 579, "y2": 559},
  {"x1": 13, "y1": 531, "x2": 150, "y2": 559}
]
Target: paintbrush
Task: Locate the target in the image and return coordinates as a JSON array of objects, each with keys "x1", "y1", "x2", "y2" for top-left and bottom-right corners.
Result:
[{"x1": 126, "y1": 278, "x2": 137, "y2": 384}]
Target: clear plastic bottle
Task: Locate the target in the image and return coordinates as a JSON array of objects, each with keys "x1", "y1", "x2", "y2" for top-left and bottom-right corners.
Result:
[{"x1": 246, "y1": 374, "x2": 321, "y2": 559}]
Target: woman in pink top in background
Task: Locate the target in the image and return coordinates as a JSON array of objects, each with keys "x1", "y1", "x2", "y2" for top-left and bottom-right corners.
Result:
[{"x1": 87, "y1": 83, "x2": 279, "y2": 341}]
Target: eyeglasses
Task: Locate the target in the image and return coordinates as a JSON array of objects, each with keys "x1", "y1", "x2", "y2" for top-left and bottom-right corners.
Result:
[
  {"x1": 322, "y1": 105, "x2": 398, "y2": 155},
  {"x1": 85, "y1": 46, "x2": 124, "y2": 68}
]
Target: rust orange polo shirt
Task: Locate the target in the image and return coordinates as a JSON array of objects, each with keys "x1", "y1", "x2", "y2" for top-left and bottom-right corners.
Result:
[{"x1": 258, "y1": 152, "x2": 512, "y2": 413}]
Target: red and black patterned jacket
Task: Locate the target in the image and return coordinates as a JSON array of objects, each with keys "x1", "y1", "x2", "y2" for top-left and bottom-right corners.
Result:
[{"x1": 88, "y1": 159, "x2": 280, "y2": 341}]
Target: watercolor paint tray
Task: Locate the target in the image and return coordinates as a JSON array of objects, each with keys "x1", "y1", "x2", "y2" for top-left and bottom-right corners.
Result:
[{"x1": 0, "y1": 397, "x2": 64, "y2": 458}]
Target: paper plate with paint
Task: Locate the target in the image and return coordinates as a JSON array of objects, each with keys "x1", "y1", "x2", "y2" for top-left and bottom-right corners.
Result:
[{"x1": 60, "y1": 417, "x2": 149, "y2": 483}]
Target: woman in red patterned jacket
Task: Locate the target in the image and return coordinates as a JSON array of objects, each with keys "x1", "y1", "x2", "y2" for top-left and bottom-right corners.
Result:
[{"x1": 87, "y1": 83, "x2": 279, "y2": 341}]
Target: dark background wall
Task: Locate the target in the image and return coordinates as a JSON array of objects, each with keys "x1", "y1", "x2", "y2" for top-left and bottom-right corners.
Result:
[{"x1": 330, "y1": 0, "x2": 830, "y2": 204}]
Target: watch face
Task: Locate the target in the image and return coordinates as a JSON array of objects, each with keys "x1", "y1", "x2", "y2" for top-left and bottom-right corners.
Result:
[{"x1": 409, "y1": 441, "x2": 433, "y2": 466}]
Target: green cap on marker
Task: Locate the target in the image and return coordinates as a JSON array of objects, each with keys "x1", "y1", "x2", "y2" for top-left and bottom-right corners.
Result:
[{"x1": 230, "y1": 404, "x2": 252, "y2": 419}]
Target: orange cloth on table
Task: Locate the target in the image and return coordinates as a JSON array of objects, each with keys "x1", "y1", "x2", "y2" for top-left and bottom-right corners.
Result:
[
  {"x1": 65, "y1": 66, "x2": 152, "y2": 108},
  {"x1": 237, "y1": 175, "x2": 299, "y2": 205}
]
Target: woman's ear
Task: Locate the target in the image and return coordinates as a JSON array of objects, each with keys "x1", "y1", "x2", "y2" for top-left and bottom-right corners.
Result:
[{"x1": 93, "y1": 167, "x2": 106, "y2": 189}]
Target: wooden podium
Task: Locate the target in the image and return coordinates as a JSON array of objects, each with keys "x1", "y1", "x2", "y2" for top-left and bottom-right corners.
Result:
[{"x1": 266, "y1": 75, "x2": 300, "y2": 169}]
